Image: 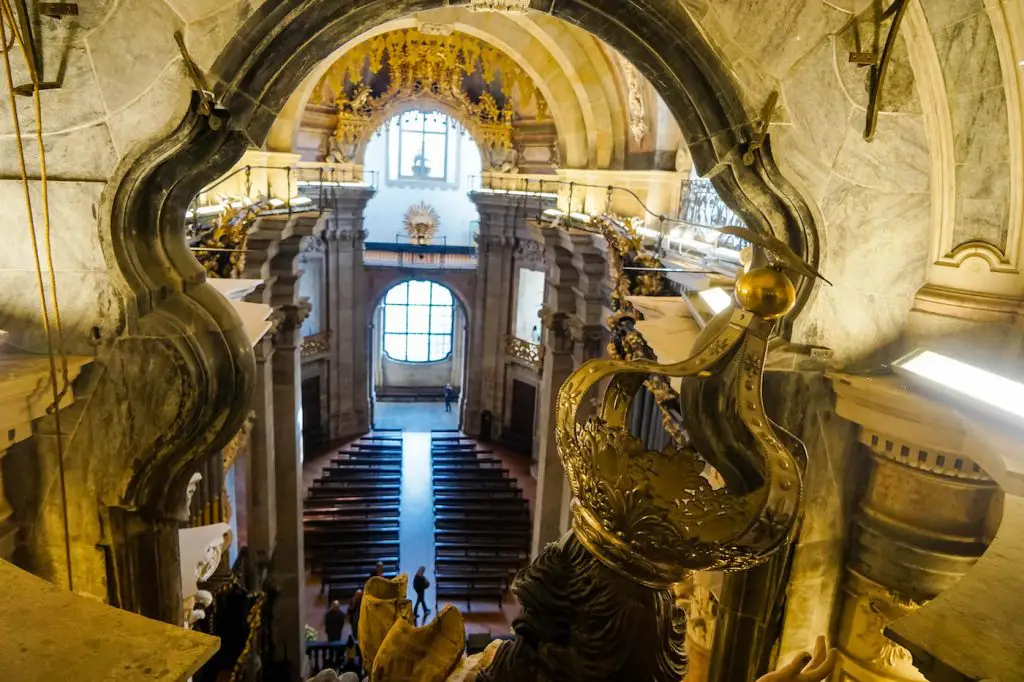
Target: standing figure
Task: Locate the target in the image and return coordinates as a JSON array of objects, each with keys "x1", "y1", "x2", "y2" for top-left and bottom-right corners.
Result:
[
  {"x1": 348, "y1": 589, "x2": 363, "y2": 638},
  {"x1": 325, "y1": 600, "x2": 345, "y2": 642},
  {"x1": 413, "y1": 566, "x2": 431, "y2": 621},
  {"x1": 444, "y1": 383, "x2": 454, "y2": 413},
  {"x1": 369, "y1": 561, "x2": 385, "y2": 580}
]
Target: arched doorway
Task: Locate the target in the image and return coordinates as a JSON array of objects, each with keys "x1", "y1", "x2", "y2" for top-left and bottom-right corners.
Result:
[{"x1": 369, "y1": 279, "x2": 469, "y2": 431}]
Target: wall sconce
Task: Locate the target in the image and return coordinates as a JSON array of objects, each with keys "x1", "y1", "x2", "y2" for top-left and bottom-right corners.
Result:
[{"x1": 892, "y1": 349, "x2": 1024, "y2": 426}]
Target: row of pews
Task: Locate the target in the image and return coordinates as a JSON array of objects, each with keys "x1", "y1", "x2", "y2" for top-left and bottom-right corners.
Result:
[
  {"x1": 431, "y1": 432, "x2": 531, "y2": 612},
  {"x1": 304, "y1": 433, "x2": 402, "y2": 603}
]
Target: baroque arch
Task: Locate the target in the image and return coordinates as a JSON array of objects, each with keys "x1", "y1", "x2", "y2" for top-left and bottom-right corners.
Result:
[{"x1": 99, "y1": 0, "x2": 819, "y2": 622}]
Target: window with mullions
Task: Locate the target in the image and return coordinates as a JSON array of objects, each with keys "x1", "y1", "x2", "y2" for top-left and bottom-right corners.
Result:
[
  {"x1": 382, "y1": 281, "x2": 455, "y2": 362},
  {"x1": 394, "y1": 112, "x2": 450, "y2": 181}
]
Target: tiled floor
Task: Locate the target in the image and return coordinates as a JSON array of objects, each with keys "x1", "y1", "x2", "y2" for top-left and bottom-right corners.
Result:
[{"x1": 301, "y1": 403, "x2": 537, "y2": 641}]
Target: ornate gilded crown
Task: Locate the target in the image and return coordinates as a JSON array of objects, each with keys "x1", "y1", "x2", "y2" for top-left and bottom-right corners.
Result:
[{"x1": 555, "y1": 265, "x2": 806, "y2": 588}]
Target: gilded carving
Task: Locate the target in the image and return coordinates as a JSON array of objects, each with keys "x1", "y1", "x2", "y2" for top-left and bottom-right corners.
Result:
[
  {"x1": 404, "y1": 202, "x2": 440, "y2": 245},
  {"x1": 311, "y1": 29, "x2": 542, "y2": 171},
  {"x1": 505, "y1": 335, "x2": 544, "y2": 368}
]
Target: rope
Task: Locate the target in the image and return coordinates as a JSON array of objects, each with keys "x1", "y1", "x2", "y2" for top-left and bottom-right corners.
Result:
[{"x1": 0, "y1": 0, "x2": 74, "y2": 592}]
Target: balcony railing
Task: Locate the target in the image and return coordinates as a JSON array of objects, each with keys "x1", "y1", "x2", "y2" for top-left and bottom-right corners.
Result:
[
  {"x1": 302, "y1": 331, "x2": 331, "y2": 358},
  {"x1": 506, "y1": 336, "x2": 545, "y2": 369},
  {"x1": 364, "y1": 242, "x2": 478, "y2": 269}
]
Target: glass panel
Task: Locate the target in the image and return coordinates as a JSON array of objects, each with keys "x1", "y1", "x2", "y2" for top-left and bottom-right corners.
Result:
[
  {"x1": 407, "y1": 280, "x2": 432, "y2": 305},
  {"x1": 406, "y1": 335, "x2": 429, "y2": 362},
  {"x1": 385, "y1": 282, "x2": 407, "y2": 304},
  {"x1": 383, "y1": 304, "x2": 407, "y2": 333},
  {"x1": 384, "y1": 333, "x2": 406, "y2": 361},
  {"x1": 421, "y1": 133, "x2": 447, "y2": 179},
  {"x1": 430, "y1": 305, "x2": 453, "y2": 334},
  {"x1": 399, "y1": 131, "x2": 423, "y2": 177},
  {"x1": 429, "y1": 284, "x2": 453, "y2": 307},
  {"x1": 401, "y1": 111, "x2": 424, "y2": 128},
  {"x1": 423, "y1": 113, "x2": 448, "y2": 133},
  {"x1": 407, "y1": 305, "x2": 430, "y2": 334},
  {"x1": 429, "y1": 335, "x2": 451, "y2": 360}
]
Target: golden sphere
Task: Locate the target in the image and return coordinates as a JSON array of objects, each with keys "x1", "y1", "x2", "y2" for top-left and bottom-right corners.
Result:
[{"x1": 734, "y1": 266, "x2": 796, "y2": 319}]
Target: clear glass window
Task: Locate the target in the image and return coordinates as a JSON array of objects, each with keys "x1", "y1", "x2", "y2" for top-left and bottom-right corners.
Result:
[{"x1": 381, "y1": 280, "x2": 456, "y2": 362}]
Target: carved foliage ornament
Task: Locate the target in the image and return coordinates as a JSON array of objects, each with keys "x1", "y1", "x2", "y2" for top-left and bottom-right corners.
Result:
[
  {"x1": 557, "y1": 274, "x2": 805, "y2": 587},
  {"x1": 615, "y1": 53, "x2": 649, "y2": 146},
  {"x1": 311, "y1": 28, "x2": 542, "y2": 170},
  {"x1": 467, "y1": 0, "x2": 531, "y2": 12}
]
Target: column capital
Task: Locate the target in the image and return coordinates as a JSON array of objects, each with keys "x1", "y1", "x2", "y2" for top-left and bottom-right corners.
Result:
[{"x1": 539, "y1": 306, "x2": 573, "y2": 354}]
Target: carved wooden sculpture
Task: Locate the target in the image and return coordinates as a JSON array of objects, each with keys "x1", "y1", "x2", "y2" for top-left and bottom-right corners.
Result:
[{"x1": 342, "y1": 264, "x2": 836, "y2": 682}]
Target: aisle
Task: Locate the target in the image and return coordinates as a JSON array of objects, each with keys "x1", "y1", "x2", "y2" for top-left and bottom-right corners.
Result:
[{"x1": 398, "y1": 432, "x2": 435, "y2": 618}]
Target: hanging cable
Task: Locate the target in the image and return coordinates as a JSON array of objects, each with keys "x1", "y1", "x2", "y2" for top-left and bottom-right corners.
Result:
[{"x1": 0, "y1": 0, "x2": 74, "y2": 592}]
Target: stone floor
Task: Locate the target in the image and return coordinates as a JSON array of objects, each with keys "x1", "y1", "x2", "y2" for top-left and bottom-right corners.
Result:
[
  {"x1": 372, "y1": 400, "x2": 460, "y2": 432},
  {"x1": 302, "y1": 404, "x2": 535, "y2": 642}
]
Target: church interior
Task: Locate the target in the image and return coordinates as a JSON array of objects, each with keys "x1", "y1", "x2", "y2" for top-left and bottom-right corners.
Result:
[{"x1": 2, "y1": 0, "x2": 1024, "y2": 680}]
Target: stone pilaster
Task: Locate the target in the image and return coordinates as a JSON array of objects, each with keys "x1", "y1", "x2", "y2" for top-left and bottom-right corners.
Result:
[
  {"x1": 247, "y1": 335, "x2": 277, "y2": 562},
  {"x1": 325, "y1": 188, "x2": 374, "y2": 441},
  {"x1": 465, "y1": 192, "x2": 519, "y2": 437},
  {"x1": 270, "y1": 302, "x2": 309, "y2": 681},
  {"x1": 531, "y1": 307, "x2": 576, "y2": 556}
]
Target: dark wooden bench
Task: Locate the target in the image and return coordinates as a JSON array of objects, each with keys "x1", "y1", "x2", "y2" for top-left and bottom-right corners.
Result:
[
  {"x1": 434, "y1": 528, "x2": 530, "y2": 546},
  {"x1": 432, "y1": 483, "x2": 520, "y2": 493},
  {"x1": 434, "y1": 572, "x2": 508, "y2": 612},
  {"x1": 305, "y1": 495, "x2": 400, "y2": 508},
  {"x1": 435, "y1": 542, "x2": 528, "y2": 560},
  {"x1": 435, "y1": 516, "x2": 531, "y2": 532}
]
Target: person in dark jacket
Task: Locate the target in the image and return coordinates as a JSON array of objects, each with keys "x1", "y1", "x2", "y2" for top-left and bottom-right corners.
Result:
[
  {"x1": 413, "y1": 566, "x2": 431, "y2": 621},
  {"x1": 443, "y1": 383, "x2": 454, "y2": 413},
  {"x1": 325, "y1": 600, "x2": 345, "y2": 642}
]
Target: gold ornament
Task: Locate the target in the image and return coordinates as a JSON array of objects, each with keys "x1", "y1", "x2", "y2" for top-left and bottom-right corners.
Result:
[
  {"x1": 556, "y1": 306, "x2": 803, "y2": 588},
  {"x1": 734, "y1": 266, "x2": 796, "y2": 320},
  {"x1": 311, "y1": 28, "x2": 544, "y2": 167},
  {"x1": 403, "y1": 201, "x2": 441, "y2": 245}
]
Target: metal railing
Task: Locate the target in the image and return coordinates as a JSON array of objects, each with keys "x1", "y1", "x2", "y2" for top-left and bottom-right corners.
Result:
[
  {"x1": 468, "y1": 174, "x2": 747, "y2": 273},
  {"x1": 186, "y1": 164, "x2": 378, "y2": 234},
  {"x1": 363, "y1": 241, "x2": 478, "y2": 269}
]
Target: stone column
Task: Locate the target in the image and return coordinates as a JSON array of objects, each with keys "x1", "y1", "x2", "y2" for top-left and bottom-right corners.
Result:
[
  {"x1": 247, "y1": 334, "x2": 278, "y2": 563},
  {"x1": 466, "y1": 192, "x2": 519, "y2": 437},
  {"x1": 325, "y1": 188, "x2": 374, "y2": 440},
  {"x1": 531, "y1": 308, "x2": 576, "y2": 556},
  {"x1": 270, "y1": 300, "x2": 310, "y2": 681}
]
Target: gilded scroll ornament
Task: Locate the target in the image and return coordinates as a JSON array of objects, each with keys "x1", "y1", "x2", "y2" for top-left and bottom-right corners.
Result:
[
  {"x1": 557, "y1": 269, "x2": 804, "y2": 586},
  {"x1": 311, "y1": 29, "x2": 543, "y2": 170}
]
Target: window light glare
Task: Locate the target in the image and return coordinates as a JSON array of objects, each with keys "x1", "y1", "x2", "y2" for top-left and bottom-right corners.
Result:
[
  {"x1": 698, "y1": 287, "x2": 733, "y2": 314},
  {"x1": 897, "y1": 350, "x2": 1024, "y2": 421}
]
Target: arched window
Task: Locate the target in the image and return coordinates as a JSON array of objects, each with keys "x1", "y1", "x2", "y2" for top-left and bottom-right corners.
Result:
[{"x1": 382, "y1": 280, "x2": 455, "y2": 362}]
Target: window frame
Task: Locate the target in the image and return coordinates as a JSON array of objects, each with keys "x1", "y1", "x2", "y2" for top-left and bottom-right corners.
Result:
[
  {"x1": 381, "y1": 281, "x2": 456, "y2": 364},
  {"x1": 383, "y1": 110, "x2": 462, "y2": 190}
]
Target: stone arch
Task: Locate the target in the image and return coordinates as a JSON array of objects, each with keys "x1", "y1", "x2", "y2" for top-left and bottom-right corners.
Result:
[{"x1": 98, "y1": 0, "x2": 819, "y2": 618}]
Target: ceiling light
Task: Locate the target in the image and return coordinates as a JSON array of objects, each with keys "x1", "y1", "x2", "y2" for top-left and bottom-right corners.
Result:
[
  {"x1": 893, "y1": 350, "x2": 1024, "y2": 422},
  {"x1": 698, "y1": 287, "x2": 733, "y2": 315}
]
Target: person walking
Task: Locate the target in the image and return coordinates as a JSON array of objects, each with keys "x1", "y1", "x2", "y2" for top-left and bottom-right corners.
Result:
[
  {"x1": 325, "y1": 600, "x2": 345, "y2": 642},
  {"x1": 348, "y1": 589, "x2": 363, "y2": 638},
  {"x1": 443, "y1": 383, "x2": 454, "y2": 413},
  {"x1": 413, "y1": 566, "x2": 431, "y2": 621}
]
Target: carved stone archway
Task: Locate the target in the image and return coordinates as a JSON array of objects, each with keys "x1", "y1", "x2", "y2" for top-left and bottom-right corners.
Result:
[{"x1": 106, "y1": 0, "x2": 821, "y2": 622}]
